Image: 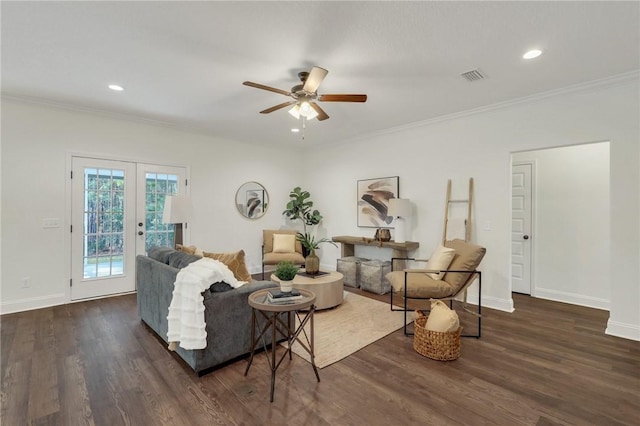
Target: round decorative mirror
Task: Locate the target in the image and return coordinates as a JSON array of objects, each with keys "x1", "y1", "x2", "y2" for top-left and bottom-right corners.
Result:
[{"x1": 236, "y1": 181, "x2": 269, "y2": 219}]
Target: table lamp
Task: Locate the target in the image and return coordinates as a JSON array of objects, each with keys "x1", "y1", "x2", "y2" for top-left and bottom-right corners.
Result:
[
  {"x1": 162, "y1": 195, "x2": 191, "y2": 247},
  {"x1": 388, "y1": 198, "x2": 411, "y2": 243}
]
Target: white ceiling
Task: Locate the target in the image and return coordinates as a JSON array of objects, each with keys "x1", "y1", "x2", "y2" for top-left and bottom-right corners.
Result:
[{"x1": 2, "y1": 1, "x2": 639, "y2": 147}]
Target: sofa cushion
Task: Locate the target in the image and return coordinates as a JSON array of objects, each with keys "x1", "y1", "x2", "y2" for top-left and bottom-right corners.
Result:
[
  {"x1": 147, "y1": 246, "x2": 175, "y2": 264},
  {"x1": 443, "y1": 239, "x2": 486, "y2": 292},
  {"x1": 425, "y1": 245, "x2": 456, "y2": 280},
  {"x1": 386, "y1": 270, "x2": 454, "y2": 298},
  {"x1": 203, "y1": 250, "x2": 252, "y2": 282},
  {"x1": 168, "y1": 251, "x2": 201, "y2": 269},
  {"x1": 262, "y1": 251, "x2": 306, "y2": 265}
]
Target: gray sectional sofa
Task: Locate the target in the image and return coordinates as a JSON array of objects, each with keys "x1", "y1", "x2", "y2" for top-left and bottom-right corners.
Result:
[{"x1": 136, "y1": 247, "x2": 280, "y2": 376}]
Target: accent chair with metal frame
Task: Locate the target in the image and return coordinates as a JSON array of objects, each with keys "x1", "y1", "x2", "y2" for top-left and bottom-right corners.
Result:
[
  {"x1": 387, "y1": 239, "x2": 486, "y2": 338},
  {"x1": 261, "y1": 229, "x2": 305, "y2": 279}
]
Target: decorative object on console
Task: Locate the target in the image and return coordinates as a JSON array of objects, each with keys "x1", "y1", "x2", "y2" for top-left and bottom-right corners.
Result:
[
  {"x1": 273, "y1": 261, "x2": 300, "y2": 293},
  {"x1": 296, "y1": 232, "x2": 338, "y2": 275},
  {"x1": 373, "y1": 228, "x2": 391, "y2": 242},
  {"x1": 388, "y1": 198, "x2": 411, "y2": 243},
  {"x1": 236, "y1": 181, "x2": 268, "y2": 219},
  {"x1": 357, "y1": 176, "x2": 399, "y2": 228},
  {"x1": 162, "y1": 195, "x2": 192, "y2": 248}
]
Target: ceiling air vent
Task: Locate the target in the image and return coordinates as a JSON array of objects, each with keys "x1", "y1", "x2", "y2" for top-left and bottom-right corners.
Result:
[{"x1": 460, "y1": 69, "x2": 485, "y2": 82}]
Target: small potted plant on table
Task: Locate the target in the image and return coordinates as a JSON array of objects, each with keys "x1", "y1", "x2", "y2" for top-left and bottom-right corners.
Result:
[{"x1": 273, "y1": 261, "x2": 299, "y2": 293}]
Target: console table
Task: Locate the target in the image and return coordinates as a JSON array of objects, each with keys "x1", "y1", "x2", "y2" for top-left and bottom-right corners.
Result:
[{"x1": 332, "y1": 236, "x2": 419, "y2": 269}]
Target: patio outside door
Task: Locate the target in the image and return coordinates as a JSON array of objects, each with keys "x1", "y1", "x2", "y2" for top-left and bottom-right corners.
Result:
[{"x1": 71, "y1": 157, "x2": 186, "y2": 300}]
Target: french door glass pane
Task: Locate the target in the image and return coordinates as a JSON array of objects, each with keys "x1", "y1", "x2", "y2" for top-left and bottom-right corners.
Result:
[
  {"x1": 145, "y1": 172, "x2": 179, "y2": 251},
  {"x1": 83, "y1": 167, "x2": 125, "y2": 279}
]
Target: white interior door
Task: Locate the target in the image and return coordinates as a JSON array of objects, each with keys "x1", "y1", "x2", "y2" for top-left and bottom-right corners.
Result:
[
  {"x1": 136, "y1": 164, "x2": 187, "y2": 255},
  {"x1": 512, "y1": 162, "x2": 533, "y2": 294},
  {"x1": 71, "y1": 158, "x2": 137, "y2": 300}
]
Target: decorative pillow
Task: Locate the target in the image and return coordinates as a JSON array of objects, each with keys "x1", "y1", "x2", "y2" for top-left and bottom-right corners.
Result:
[
  {"x1": 176, "y1": 244, "x2": 197, "y2": 255},
  {"x1": 167, "y1": 251, "x2": 201, "y2": 269},
  {"x1": 272, "y1": 234, "x2": 296, "y2": 253},
  {"x1": 147, "y1": 246, "x2": 175, "y2": 264},
  {"x1": 202, "y1": 250, "x2": 252, "y2": 282},
  {"x1": 425, "y1": 300, "x2": 460, "y2": 332},
  {"x1": 209, "y1": 281, "x2": 233, "y2": 293},
  {"x1": 425, "y1": 245, "x2": 456, "y2": 280}
]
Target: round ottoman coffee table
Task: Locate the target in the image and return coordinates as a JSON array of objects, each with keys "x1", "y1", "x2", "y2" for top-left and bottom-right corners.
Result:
[{"x1": 271, "y1": 270, "x2": 344, "y2": 310}]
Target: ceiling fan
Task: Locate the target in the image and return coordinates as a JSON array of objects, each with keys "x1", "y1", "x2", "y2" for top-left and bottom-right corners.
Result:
[{"x1": 243, "y1": 66, "x2": 367, "y2": 121}]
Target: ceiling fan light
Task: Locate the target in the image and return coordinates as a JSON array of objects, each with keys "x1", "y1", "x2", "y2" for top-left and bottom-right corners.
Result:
[
  {"x1": 299, "y1": 101, "x2": 318, "y2": 119},
  {"x1": 288, "y1": 104, "x2": 301, "y2": 119}
]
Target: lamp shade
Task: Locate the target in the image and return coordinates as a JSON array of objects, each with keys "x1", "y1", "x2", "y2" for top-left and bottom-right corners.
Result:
[
  {"x1": 388, "y1": 198, "x2": 411, "y2": 218},
  {"x1": 162, "y1": 195, "x2": 191, "y2": 224}
]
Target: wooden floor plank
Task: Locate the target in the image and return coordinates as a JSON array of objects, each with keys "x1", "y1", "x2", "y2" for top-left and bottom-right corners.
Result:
[{"x1": 1, "y1": 292, "x2": 639, "y2": 425}]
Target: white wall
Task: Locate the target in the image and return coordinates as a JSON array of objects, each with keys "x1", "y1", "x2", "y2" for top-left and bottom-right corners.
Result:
[
  {"x1": 2, "y1": 76, "x2": 638, "y2": 341},
  {"x1": 513, "y1": 143, "x2": 610, "y2": 309},
  {"x1": 307, "y1": 77, "x2": 639, "y2": 340},
  {"x1": 0, "y1": 99, "x2": 303, "y2": 313}
]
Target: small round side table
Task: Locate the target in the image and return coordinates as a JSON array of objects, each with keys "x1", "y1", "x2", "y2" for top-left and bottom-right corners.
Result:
[{"x1": 244, "y1": 288, "x2": 320, "y2": 402}]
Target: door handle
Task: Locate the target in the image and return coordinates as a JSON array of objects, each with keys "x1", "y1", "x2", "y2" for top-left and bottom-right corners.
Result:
[
  {"x1": 138, "y1": 222, "x2": 144, "y2": 227},
  {"x1": 523, "y1": 235, "x2": 529, "y2": 240},
  {"x1": 138, "y1": 231, "x2": 144, "y2": 236}
]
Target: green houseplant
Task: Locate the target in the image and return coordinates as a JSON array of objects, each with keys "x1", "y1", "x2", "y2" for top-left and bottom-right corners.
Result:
[
  {"x1": 282, "y1": 187, "x2": 323, "y2": 235},
  {"x1": 296, "y1": 233, "x2": 338, "y2": 275},
  {"x1": 273, "y1": 261, "x2": 299, "y2": 292}
]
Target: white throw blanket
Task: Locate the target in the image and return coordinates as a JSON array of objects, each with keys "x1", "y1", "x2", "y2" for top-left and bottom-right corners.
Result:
[{"x1": 167, "y1": 258, "x2": 246, "y2": 350}]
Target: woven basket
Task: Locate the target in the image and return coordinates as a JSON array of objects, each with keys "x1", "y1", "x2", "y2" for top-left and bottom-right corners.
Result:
[{"x1": 413, "y1": 311, "x2": 462, "y2": 361}]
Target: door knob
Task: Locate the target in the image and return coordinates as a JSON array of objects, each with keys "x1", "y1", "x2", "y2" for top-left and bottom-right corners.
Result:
[
  {"x1": 138, "y1": 231, "x2": 144, "y2": 236},
  {"x1": 523, "y1": 235, "x2": 529, "y2": 240},
  {"x1": 138, "y1": 222, "x2": 143, "y2": 227}
]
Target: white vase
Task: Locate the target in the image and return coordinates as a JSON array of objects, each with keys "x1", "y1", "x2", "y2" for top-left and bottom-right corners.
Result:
[{"x1": 280, "y1": 279, "x2": 293, "y2": 293}]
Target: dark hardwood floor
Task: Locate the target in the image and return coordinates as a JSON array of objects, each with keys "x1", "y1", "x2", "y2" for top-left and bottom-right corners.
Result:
[{"x1": 2, "y1": 288, "x2": 639, "y2": 425}]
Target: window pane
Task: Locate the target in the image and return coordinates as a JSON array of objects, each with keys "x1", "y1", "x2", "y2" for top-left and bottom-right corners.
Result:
[{"x1": 83, "y1": 257, "x2": 97, "y2": 279}]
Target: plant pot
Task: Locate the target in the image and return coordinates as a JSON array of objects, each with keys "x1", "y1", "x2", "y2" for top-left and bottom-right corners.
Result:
[
  {"x1": 305, "y1": 250, "x2": 320, "y2": 275},
  {"x1": 280, "y1": 279, "x2": 294, "y2": 293}
]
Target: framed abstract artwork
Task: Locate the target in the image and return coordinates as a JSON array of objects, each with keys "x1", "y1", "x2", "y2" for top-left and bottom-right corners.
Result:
[{"x1": 357, "y1": 176, "x2": 399, "y2": 227}]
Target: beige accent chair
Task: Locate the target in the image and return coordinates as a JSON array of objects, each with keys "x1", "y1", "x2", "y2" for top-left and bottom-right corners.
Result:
[
  {"x1": 262, "y1": 229, "x2": 305, "y2": 279},
  {"x1": 386, "y1": 239, "x2": 486, "y2": 337}
]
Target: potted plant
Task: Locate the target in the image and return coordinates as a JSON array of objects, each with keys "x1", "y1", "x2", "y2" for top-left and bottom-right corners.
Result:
[
  {"x1": 296, "y1": 233, "x2": 338, "y2": 275},
  {"x1": 273, "y1": 261, "x2": 299, "y2": 292},
  {"x1": 282, "y1": 187, "x2": 323, "y2": 235}
]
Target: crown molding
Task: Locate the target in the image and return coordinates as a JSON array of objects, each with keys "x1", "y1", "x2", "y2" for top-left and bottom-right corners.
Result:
[
  {"x1": 1, "y1": 93, "x2": 180, "y2": 128},
  {"x1": 334, "y1": 70, "x2": 640, "y2": 147}
]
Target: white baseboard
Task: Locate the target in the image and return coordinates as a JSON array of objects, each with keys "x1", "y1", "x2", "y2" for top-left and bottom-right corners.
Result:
[
  {"x1": 534, "y1": 287, "x2": 610, "y2": 311},
  {"x1": 606, "y1": 320, "x2": 640, "y2": 341},
  {"x1": 0, "y1": 293, "x2": 67, "y2": 315},
  {"x1": 481, "y1": 295, "x2": 515, "y2": 313}
]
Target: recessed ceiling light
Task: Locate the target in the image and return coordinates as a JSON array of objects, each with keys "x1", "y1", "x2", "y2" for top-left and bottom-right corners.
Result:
[
  {"x1": 291, "y1": 128, "x2": 300, "y2": 133},
  {"x1": 523, "y1": 49, "x2": 542, "y2": 60},
  {"x1": 108, "y1": 84, "x2": 124, "y2": 91}
]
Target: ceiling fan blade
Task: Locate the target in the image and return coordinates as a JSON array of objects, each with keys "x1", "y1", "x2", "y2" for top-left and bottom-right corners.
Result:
[
  {"x1": 243, "y1": 81, "x2": 291, "y2": 96},
  {"x1": 302, "y1": 66, "x2": 328, "y2": 93},
  {"x1": 318, "y1": 94, "x2": 367, "y2": 102},
  {"x1": 259, "y1": 101, "x2": 296, "y2": 114},
  {"x1": 310, "y1": 102, "x2": 330, "y2": 121}
]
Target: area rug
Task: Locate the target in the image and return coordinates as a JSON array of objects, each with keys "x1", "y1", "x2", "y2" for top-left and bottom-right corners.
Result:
[{"x1": 283, "y1": 291, "x2": 415, "y2": 368}]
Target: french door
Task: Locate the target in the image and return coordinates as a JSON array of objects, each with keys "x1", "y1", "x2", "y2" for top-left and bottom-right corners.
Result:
[{"x1": 71, "y1": 157, "x2": 186, "y2": 300}]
